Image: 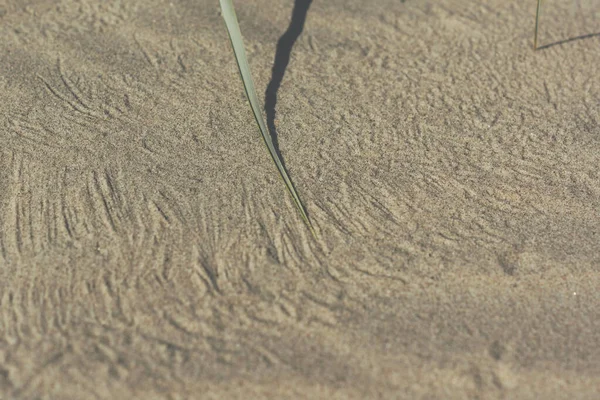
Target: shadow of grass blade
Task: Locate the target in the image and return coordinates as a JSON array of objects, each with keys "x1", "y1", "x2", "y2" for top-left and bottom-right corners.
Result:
[
  {"x1": 219, "y1": 0, "x2": 315, "y2": 237},
  {"x1": 534, "y1": 0, "x2": 542, "y2": 50}
]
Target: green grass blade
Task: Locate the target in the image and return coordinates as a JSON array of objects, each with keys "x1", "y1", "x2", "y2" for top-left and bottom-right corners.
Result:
[
  {"x1": 219, "y1": 0, "x2": 315, "y2": 237},
  {"x1": 534, "y1": 0, "x2": 542, "y2": 49}
]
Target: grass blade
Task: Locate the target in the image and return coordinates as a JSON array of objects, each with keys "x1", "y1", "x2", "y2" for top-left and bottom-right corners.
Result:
[
  {"x1": 219, "y1": 0, "x2": 315, "y2": 237},
  {"x1": 534, "y1": 0, "x2": 542, "y2": 50}
]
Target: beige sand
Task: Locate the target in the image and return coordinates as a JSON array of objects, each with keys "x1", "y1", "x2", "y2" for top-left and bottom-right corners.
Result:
[{"x1": 1, "y1": 0, "x2": 599, "y2": 398}]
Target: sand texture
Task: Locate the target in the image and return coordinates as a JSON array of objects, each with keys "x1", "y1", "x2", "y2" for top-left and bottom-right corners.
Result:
[{"x1": 1, "y1": 0, "x2": 599, "y2": 398}]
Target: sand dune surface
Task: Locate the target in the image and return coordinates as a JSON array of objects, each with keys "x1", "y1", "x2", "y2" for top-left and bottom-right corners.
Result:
[{"x1": 0, "y1": 0, "x2": 599, "y2": 398}]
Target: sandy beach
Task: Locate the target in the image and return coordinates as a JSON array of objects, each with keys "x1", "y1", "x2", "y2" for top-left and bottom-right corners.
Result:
[{"x1": 1, "y1": 0, "x2": 599, "y2": 398}]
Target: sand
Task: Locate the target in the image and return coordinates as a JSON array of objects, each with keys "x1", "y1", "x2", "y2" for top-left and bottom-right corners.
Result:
[{"x1": 0, "y1": 0, "x2": 599, "y2": 398}]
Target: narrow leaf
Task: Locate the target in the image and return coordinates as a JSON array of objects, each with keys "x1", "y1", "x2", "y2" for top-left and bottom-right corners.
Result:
[
  {"x1": 534, "y1": 0, "x2": 542, "y2": 50},
  {"x1": 219, "y1": 0, "x2": 315, "y2": 236}
]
